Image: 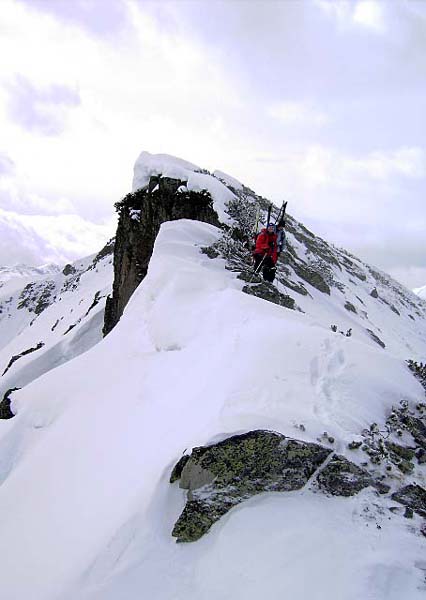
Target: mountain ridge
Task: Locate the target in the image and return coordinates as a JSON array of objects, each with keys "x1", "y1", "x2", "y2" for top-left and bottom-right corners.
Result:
[{"x1": 0, "y1": 152, "x2": 425, "y2": 600}]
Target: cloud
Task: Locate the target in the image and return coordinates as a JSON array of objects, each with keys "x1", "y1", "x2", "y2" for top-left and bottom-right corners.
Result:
[
  {"x1": 353, "y1": 1, "x2": 386, "y2": 33},
  {"x1": 268, "y1": 102, "x2": 329, "y2": 127},
  {"x1": 0, "y1": 0, "x2": 424, "y2": 289},
  {"x1": 324, "y1": 146, "x2": 426, "y2": 183},
  {"x1": 6, "y1": 76, "x2": 80, "y2": 136},
  {"x1": 0, "y1": 151, "x2": 77, "y2": 216},
  {"x1": 0, "y1": 153, "x2": 15, "y2": 177},
  {"x1": 315, "y1": 0, "x2": 386, "y2": 34},
  {"x1": 16, "y1": 0, "x2": 130, "y2": 38},
  {"x1": 254, "y1": 145, "x2": 426, "y2": 193},
  {"x1": 0, "y1": 207, "x2": 116, "y2": 266},
  {"x1": 351, "y1": 231, "x2": 426, "y2": 289}
]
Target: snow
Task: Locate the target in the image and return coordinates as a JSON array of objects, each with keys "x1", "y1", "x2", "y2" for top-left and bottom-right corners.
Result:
[
  {"x1": 278, "y1": 221, "x2": 426, "y2": 362},
  {"x1": 0, "y1": 263, "x2": 60, "y2": 296},
  {"x1": 213, "y1": 169, "x2": 244, "y2": 191},
  {"x1": 76, "y1": 492, "x2": 426, "y2": 600},
  {"x1": 0, "y1": 249, "x2": 113, "y2": 401},
  {"x1": 414, "y1": 285, "x2": 426, "y2": 301},
  {"x1": 132, "y1": 152, "x2": 203, "y2": 189},
  {"x1": 0, "y1": 219, "x2": 424, "y2": 600},
  {"x1": 132, "y1": 151, "x2": 235, "y2": 224}
]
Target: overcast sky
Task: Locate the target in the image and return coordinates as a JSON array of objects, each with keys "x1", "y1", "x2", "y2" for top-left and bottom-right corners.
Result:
[{"x1": 0, "y1": 0, "x2": 425, "y2": 288}]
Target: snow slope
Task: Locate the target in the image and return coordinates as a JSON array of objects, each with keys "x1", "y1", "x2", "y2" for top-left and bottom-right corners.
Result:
[
  {"x1": 0, "y1": 263, "x2": 60, "y2": 297},
  {"x1": 0, "y1": 242, "x2": 113, "y2": 401},
  {"x1": 0, "y1": 220, "x2": 424, "y2": 600},
  {"x1": 414, "y1": 285, "x2": 426, "y2": 301}
]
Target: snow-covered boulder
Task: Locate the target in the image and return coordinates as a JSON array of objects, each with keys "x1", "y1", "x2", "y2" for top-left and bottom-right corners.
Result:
[{"x1": 171, "y1": 429, "x2": 387, "y2": 543}]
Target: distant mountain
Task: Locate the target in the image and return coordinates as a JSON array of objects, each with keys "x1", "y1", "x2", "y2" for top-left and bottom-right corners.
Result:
[
  {"x1": 0, "y1": 263, "x2": 61, "y2": 296},
  {"x1": 0, "y1": 239, "x2": 114, "y2": 401}
]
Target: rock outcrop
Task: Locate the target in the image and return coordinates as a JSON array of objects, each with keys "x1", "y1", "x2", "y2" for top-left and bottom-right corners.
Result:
[
  {"x1": 0, "y1": 387, "x2": 20, "y2": 419},
  {"x1": 103, "y1": 177, "x2": 220, "y2": 335},
  {"x1": 170, "y1": 430, "x2": 384, "y2": 543},
  {"x1": 241, "y1": 281, "x2": 296, "y2": 310},
  {"x1": 392, "y1": 484, "x2": 426, "y2": 518}
]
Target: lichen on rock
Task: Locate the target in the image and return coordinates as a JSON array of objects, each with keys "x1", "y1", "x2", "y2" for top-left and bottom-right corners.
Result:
[
  {"x1": 316, "y1": 455, "x2": 380, "y2": 497},
  {"x1": 171, "y1": 430, "x2": 331, "y2": 542},
  {"x1": 170, "y1": 430, "x2": 387, "y2": 543},
  {"x1": 242, "y1": 282, "x2": 296, "y2": 310}
]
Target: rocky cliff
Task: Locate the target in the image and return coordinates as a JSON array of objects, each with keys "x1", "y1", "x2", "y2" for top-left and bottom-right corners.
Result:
[{"x1": 103, "y1": 176, "x2": 220, "y2": 335}]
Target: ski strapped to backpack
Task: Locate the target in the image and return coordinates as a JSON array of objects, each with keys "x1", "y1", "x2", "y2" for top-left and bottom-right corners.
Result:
[
  {"x1": 275, "y1": 200, "x2": 288, "y2": 254},
  {"x1": 275, "y1": 200, "x2": 287, "y2": 226}
]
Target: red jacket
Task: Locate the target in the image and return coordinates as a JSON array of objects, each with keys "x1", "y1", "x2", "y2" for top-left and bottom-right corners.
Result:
[{"x1": 254, "y1": 229, "x2": 278, "y2": 263}]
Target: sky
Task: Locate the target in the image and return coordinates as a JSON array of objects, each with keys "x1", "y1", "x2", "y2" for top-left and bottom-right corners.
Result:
[{"x1": 0, "y1": 0, "x2": 425, "y2": 288}]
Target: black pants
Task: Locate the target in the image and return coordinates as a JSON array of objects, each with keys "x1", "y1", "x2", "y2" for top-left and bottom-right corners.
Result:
[{"x1": 253, "y1": 254, "x2": 276, "y2": 283}]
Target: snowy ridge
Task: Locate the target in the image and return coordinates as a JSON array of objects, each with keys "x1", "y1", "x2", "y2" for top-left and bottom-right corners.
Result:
[
  {"x1": 212, "y1": 169, "x2": 244, "y2": 191},
  {"x1": 0, "y1": 219, "x2": 424, "y2": 600},
  {"x1": 0, "y1": 152, "x2": 425, "y2": 600},
  {"x1": 0, "y1": 263, "x2": 60, "y2": 281},
  {"x1": 204, "y1": 169, "x2": 426, "y2": 361}
]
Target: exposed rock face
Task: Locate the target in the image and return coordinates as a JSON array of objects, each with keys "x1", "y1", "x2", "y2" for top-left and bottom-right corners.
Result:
[
  {"x1": 62, "y1": 264, "x2": 76, "y2": 276},
  {"x1": 0, "y1": 388, "x2": 20, "y2": 419},
  {"x1": 366, "y1": 328, "x2": 386, "y2": 349},
  {"x1": 354, "y1": 405, "x2": 421, "y2": 475},
  {"x1": 316, "y1": 455, "x2": 387, "y2": 496},
  {"x1": 392, "y1": 484, "x2": 426, "y2": 518},
  {"x1": 91, "y1": 238, "x2": 115, "y2": 267},
  {"x1": 344, "y1": 301, "x2": 357, "y2": 314},
  {"x1": 103, "y1": 177, "x2": 220, "y2": 335},
  {"x1": 241, "y1": 281, "x2": 296, "y2": 310},
  {"x1": 17, "y1": 281, "x2": 56, "y2": 315},
  {"x1": 170, "y1": 430, "x2": 383, "y2": 543}
]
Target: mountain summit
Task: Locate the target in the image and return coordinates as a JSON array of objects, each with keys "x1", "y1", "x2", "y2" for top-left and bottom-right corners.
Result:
[{"x1": 0, "y1": 152, "x2": 425, "y2": 600}]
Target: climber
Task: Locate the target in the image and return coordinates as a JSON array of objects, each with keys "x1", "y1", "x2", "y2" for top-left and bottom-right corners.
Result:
[{"x1": 253, "y1": 223, "x2": 278, "y2": 283}]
